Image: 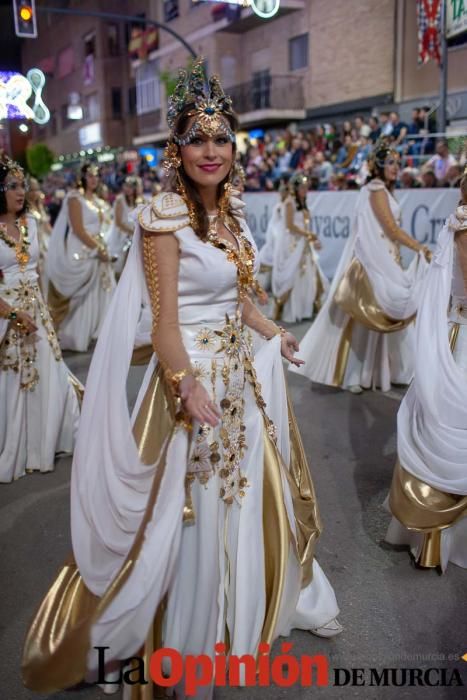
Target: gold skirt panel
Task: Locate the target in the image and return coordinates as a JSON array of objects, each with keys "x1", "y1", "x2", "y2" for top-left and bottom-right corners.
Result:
[
  {"x1": 47, "y1": 281, "x2": 70, "y2": 331},
  {"x1": 333, "y1": 258, "x2": 416, "y2": 333}
]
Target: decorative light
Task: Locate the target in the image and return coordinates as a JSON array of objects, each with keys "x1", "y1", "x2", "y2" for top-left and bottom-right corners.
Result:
[
  {"x1": 19, "y1": 123, "x2": 29, "y2": 132},
  {"x1": 250, "y1": 0, "x2": 280, "y2": 19},
  {"x1": 0, "y1": 68, "x2": 50, "y2": 124}
]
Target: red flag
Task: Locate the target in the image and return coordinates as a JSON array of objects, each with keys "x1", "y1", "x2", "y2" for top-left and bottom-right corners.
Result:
[{"x1": 417, "y1": 0, "x2": 442, "y2": 65}]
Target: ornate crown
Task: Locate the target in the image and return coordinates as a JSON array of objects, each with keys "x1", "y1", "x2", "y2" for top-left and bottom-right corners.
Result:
[
  {"x1": 0, "y1": 153, "x2": 24, "y2": 183},
  {"x1": 289, "y1": 171, "x2": 310, "y2": 189},
  {"x1": 166, "y1": 58, "x2": 236, "y2": 145},
  {"x1": 367, "y1": 136, "x2": 398, "y2": 175}
]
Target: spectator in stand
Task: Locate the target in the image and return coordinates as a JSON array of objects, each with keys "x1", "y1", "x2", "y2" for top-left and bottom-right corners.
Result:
[
  {"x1": 400, "y1": 167, "x2": 421, "y2": 189},
  {"x1": 335, "y1": 134, "x2": 359, "y2": 172},
  {"x1": 390, "y1": 111, "x2": 408, "y2": 148},
  {"x1": 313, "y1": 151, "x2": 334, "y2": 190},
  {"x1": 368, "y1": 116, "x2": 381, "y2": 142},
  {"x1": 342, "y1": 120, "x2": 352, "y2": 137},
  {"x1": 444, "y1": 163, "x2": 463, "y2": 188},
  {"x1": 289, "y1": 137, "x2": 304, "y2": 170},
  {"x1": 379, "y1": 112, "x2": 393, "y2": 137},
  {"x1": 275, "y1": 144, "x2": 292, "y2": 177},
  {"x1": 421, "y1": 168, "x2": 437, "y2": 188},
  {"x1": 426, "y1": 138, "x2": 458, "y2": 184},
  {"x1": 355, "y1": 115, "x2": 371, "y2": 139}
]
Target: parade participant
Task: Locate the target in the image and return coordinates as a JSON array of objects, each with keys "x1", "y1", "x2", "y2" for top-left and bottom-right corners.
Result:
[
  {"x1": 385, "y1": 172, "x2": 467, "y2": 571},
  {"x1": 46, "y1": 163, "x2": 116, "y2": 352},
  {"x1": 271, "y1": 172, "x2": 328, "y2": 322},
  {"x1": 23, "y1": 60, "x2": 341, "y2": 700},
  {"x1": 257, "y1": 175, "x2": 290, "y2": 292},
  {"x1": 291, "y1": 139, "x2": 431, "y2": 393},
  {"x1": 26, "y1": 176, "x2": 52, "y2": 297},
  {"x1": 107, "y1": 175, "x2": 142, "y2": 276},
  {"x1": 0, "y1": 156, "x2": 80, "y2": 483}
]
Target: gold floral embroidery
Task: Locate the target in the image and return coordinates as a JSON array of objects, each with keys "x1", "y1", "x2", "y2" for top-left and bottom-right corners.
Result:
[
  {"x1": 193, "y1": 361, "x2": 209, "y2": 381},
  {"x1": 194, "y1": 327, "x2": 217, "y2": 352}
]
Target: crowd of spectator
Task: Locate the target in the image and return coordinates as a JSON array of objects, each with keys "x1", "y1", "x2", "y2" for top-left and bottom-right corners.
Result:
[{"x1": 239, "y1": 109, "x2": 465, "y2": 192}]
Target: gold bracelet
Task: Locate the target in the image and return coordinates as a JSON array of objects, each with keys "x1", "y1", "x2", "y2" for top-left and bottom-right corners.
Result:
[
  {"x1": 268, "y1": 325, "x2": 286, "y2": 340},
  {"x1": 165, "y1": 367, "x2": 192, "y2": 397}
]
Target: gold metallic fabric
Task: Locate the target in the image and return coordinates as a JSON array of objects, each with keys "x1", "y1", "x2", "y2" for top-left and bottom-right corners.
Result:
[
  {"x1": 417, "y1": 531, "x2": 442, "y2": 569},
  {"x1": 332, "y1": 317, "x2": 354, "y2": 387},
  {"x1": 333, "y1": 258, "x2": 415, "y2": 333},
  {"x1": 389, "y1": 460, "x2": 467, "y2": 532},
  {"x1": 285, "y1": 392, "x2": 322, "y2": 587},
  {"x1": 131, "y1": 344, "x2": 153, "y2": 366},
  {"x1": 132, "y1": 365, "x2": 174, "y2": 466},
  {"x1": 67, "y1": 372, "x2": 84, "y2": 407},
  {"x1": 449, "y1": 322, "x2": 460, "y2": 352},
  {"x1": 273, "y1": 291, "x2": 291, "y2": 321},
  {"x1": 22, "y1": 366, "x2": 175, "y2": 692},
  {"x1": 47, "y1": 281, "x2": 70, "y2": 330}
]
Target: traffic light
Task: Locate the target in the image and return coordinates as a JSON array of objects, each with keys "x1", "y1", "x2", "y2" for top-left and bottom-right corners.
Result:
[{"x1": 13, "y1": 0, "x2": 38, "y2": 38}]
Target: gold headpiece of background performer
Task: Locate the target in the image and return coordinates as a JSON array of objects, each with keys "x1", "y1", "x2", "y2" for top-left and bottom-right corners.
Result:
[
  {"x1": 367, "y1": 136, "x2": 399, "y2": 175},
  {"x1": 0, "y1": 153, "x2": 25, "y2": 190}
]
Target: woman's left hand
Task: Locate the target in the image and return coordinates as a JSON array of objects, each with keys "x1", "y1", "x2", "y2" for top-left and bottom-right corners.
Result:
[{"x1": 280, "y1": 331, "x2": 305, "y2": 366}]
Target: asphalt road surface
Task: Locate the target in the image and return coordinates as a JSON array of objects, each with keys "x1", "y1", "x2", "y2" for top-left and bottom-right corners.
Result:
[{"x1": 1, "y1": 322, "x2": 465, "y2": 700}]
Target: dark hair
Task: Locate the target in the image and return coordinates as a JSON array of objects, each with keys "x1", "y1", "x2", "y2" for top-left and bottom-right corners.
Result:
[
  {"x1": 168, "y1": 105, "x2": 239, "y2": 240},
  {"x1": 291, "y1": 178, "x2": 309, "y2": 211},
  {"x1": 0, "y1": 167, "x2": 28, "y2": 217},
  {"x1": 80, "y1": 162, "x2": 100, "y2": 190}
]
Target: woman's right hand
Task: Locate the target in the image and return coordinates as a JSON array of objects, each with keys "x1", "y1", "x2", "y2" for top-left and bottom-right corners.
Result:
[
  {"x1": 419, "y1": 245, "x2": 432, "y2": 262},
  {"x1": 179, "y1": 375, "x2": 221, "y2": 427},
  {"x1": 12, "y1": 310, "x2": 38, "y2": 334}
]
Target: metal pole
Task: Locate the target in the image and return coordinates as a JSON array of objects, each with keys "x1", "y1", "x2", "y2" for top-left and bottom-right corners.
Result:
[
  {"x1": 37, "y1": 6, "x2": 198, "y2": 59},
  {"x1": 439, "y1": 0, "x2": 448, "y2": 132}
]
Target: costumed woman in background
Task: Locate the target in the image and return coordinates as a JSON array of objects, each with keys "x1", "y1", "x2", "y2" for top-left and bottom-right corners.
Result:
[
  {"x1": 257, "y1": 174, "x2": 290, "y2": 293},
  {"x1": 26, "y1": 177, "x2": 52, "y2": 298},
  {"x1": 108, "y1": 175, "x2": 142, "y2": 277},
  {"x1": 291, "y1": 139, "x2": 431, "y2": 393},
  {"x1": 385, "y1": 172, "x2": 467, "y2": 572},
  {"x1": 23, "y1": 61, "x2": 341, "y2": 700},
  {"x1": 46, "y1": 163, "x2": 116, "y2": 352},
  {"x1": 271, "y1": 172, "x2": 328, "y2": 322},
  {"x1": 0, "y1": 156, "x2": 80, "y2": 483}
]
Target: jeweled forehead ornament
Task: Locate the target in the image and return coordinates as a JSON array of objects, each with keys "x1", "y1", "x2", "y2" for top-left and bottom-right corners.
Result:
[
  {"x1": 167, "y1": 58, "x2": 236, "y2": 146},
  {"x1": 0, "y1": 155, "x2": 25, "y2": 192}
]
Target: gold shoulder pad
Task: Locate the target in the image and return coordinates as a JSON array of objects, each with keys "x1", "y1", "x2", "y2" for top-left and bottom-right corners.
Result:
[{"x1": 138, "y1": 191, "x2": 190, "y2": 232}]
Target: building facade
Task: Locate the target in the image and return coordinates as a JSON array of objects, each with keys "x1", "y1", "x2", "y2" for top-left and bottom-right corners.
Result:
[{"x1": 19, "y1": 0, "x2": 467, "y2": 157}]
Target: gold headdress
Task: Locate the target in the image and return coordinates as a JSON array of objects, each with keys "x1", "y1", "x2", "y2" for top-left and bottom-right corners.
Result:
[
  {"x1": 0, "y1": 153, "x2": 25, "y2": 191},
  {"x1": 166, "y1": 58, "x2": 236, "y2": 147},
  {"x1": 289, "y1": 171, "x2": 309, "y2": 190},
  {"x1": 367, "y1": 136, "x2": 398, "y2": 175}
]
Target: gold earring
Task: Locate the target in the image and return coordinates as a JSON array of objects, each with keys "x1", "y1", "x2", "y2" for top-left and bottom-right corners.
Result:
[{"x1": 163, "y1": 142, "x2": 181, "y2": 172}]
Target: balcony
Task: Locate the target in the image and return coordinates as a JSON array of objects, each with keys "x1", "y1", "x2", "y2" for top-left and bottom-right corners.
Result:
[
  {"x1": 229, "y1": 75, "x2": 305, "y2": 127},
  {"x1": 218, "y1": 0, "x2": 305, "y2": 33}
]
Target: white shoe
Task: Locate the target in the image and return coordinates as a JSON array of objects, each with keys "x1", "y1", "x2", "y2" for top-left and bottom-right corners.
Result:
[
  {"x1": 347, "y1": 384, "x2": 363, "y2": 394},
  {"x1": 97, "y1": 668, "x2": 121, "y2": 695},
  {"x1": 311, "y1": 618, "x2": 344, "y2": 638}
]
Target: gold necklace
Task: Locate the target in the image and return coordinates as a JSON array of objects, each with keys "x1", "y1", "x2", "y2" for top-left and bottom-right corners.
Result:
[
  {"x1": 207, "y1": 214, "x2": 255, "y2": 301},
  {"x1": 0, "y1": 216, "x2": 30, "y2": 271}
]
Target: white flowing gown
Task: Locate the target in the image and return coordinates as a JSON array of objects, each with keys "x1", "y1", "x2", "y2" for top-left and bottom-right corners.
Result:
[
  {"x1": 271, "y1": 199, "x2": 328, "y2": 323},
  {"x1": 386, "y1": 210, "x2": 467, "y2": 571},
  {"x1": 291, "y1": 180, "x2": 429, "y2": 391},
  {"x1": 46, "y1": 191, "x2": 116, "y2": 352},
  {"x1": 107, "y1": 193, "x2": 134, "y2": 275},
  {"x1": 0, "y1": 216, "x2": 80, "y2": 482},
  {"x1": 22, "y1": 193, "x2": 339, "y2": 699}
]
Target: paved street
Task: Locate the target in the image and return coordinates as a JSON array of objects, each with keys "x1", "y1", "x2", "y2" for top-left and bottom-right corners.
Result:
[{"x1": 0, "y1": 324, "x2": 465, "y2": 700}]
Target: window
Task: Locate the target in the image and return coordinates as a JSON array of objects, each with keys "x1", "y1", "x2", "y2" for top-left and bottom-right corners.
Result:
[
  {"x1": 128, "y1": 85, "x2": 137, "y2": 115},
  {"x1": 252, "y1": 70, "x2": 271, "y2": 109},
  {"x1": 107, "y1": 24, "x2": 119, "y2": 56},
  {"x1": 289, "y1": 33, "x2": 309, "y2": 71},
  {"x1": 164, "y1": 0, "x2": 179, "y2": 22},
  {"x1": 85, "y1": 93, "x2": 100, "y2": 121},
  {"x1": 136, "y1": 60, "x2": 161, "y2": 115},
  {"x1": 111, "y1": 88, "x2": 122, "y2": 119},
  {"x1": 84, "y1": 32, "x2": 96, "y2": 60}
]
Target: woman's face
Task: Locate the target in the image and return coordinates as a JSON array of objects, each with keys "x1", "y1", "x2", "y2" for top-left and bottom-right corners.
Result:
[
  {"x1": 180, "y1": 118, "x2": 234, "y2": 189},
  {"x1": 3, "y1": 175, "x2": 27, "y2": 215},
  {"x1": 384, "y1": 154, "x2": 400, "y2": 183},
  {"x1": 123, "y1": 182, "x2": 134, "y2": 198},
  {"x1": 28, "y1": 178, "x2": 41, "y2": 205},
  {"x1": 84, "y1": 171, "x2": 99, "y2": 192}
]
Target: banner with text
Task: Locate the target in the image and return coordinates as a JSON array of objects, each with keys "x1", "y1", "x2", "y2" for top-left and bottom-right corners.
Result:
[{"x1": 243, "y1": 189, "x2": 459, "y2": 281}]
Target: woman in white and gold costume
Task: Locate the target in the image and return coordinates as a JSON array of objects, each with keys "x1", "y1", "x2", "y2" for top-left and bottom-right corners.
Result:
[
  {"x1": 46, "y1": 163, "x2": 116, "y2": 352},
  {"x1": 386, "y1": 173, "x2": 467, "y2": 572},
  {"x1": 23, "y1": 61, "x2": 341, "y2": 700},
  {"x1": 108, "y1": 176, "x2": 141, "y2": 277},
  {"x1": 291, "y1": 140, "x2": 431, "y2": 393},
  {"x1": 26, "y1": 177, "x2": 51, "y2": 297},
  {"x1": 257, "y1": 175, "x2": 290, "y2": 293},
  {"x1": 0, "y1": 157, "x2": 80, "y2": 483},
  {"x1": 271, "y1": 173, "x2": 328, "y2": 322}
]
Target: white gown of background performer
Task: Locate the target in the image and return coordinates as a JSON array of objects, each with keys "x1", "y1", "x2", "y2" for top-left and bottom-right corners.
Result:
[
  {"x1": 272, "y1": 196, "x2": 328, "y2": 323},
  {"x1": 386, "y1": 206, "x2": 467, "y2": 571},
  {"x1": 107, "y1": 192, "x2": 134, "y2": 276},
  {"x1": 46, "y1": 190, "x2": 116, "y2": 352},
  {"x1": 23, "y1": 192, "x2": 340, "y2": 699},
  {"x1": 291, "y1": 179, "x2": 429, "y2": 391},
  {"x1": 257, "y1": 199, "x2": 283, "y2": 291},
  {"x1": 0, "y1": 216, "x2": 81, "y2": 482}
]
